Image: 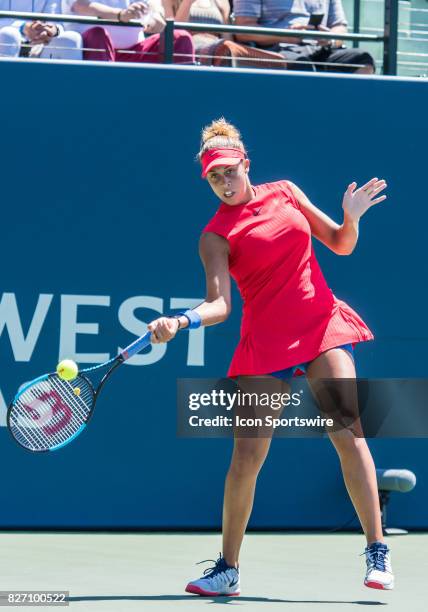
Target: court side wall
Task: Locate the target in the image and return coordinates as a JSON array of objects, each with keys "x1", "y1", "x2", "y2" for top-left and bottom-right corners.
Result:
[{"x1": 0, "y1": 59, "x2": 427, "y2": 529}]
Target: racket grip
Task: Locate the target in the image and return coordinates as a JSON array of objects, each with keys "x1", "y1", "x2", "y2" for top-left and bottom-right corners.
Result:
[{"x1": 120, "y1": 331, "x2": 152, "y2": 361}]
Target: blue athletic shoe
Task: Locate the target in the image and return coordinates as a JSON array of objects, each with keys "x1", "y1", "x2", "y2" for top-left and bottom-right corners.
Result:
[
  {"x1": 185, "y1": 553, "x2": 240, "y2": 596},
  {"x1": 362, "y1": 542, "x2": 394, "y2": 590}
]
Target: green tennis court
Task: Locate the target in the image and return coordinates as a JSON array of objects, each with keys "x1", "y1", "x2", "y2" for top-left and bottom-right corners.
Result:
[{"x1": 0, "y1": 532, "x2": 424, "y2": 611}]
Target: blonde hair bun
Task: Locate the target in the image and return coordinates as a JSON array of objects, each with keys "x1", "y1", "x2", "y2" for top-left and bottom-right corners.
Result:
[
  {"x1": 202, "y1": 118, "x2": 241, "y2": 145},
  {"x1": 198, "y1": 118, "x2": 246, "y2": 160}
]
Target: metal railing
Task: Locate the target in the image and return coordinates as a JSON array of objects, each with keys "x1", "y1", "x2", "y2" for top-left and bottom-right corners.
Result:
[
  {"x1": 348, "y1": 0, "x2": 428, "y2": 78},
  {"x1": 353, "y1": 0, "x2": 361, "y2": 49},
  {"x1": 0, "y1": 0, "x2": 399, "y2": 74}
]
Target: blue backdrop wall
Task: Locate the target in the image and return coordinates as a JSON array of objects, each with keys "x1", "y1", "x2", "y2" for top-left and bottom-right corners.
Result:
[{"x1": 0, "y1": 58, "x2": 427, "y2": 528}]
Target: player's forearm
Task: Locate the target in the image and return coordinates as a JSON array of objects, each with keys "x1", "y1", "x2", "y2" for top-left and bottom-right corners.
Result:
[
  {"x1": 333, "y1": 214, "x2": 359, "y2": 255},
  {"x1": 71, "y1": 1, "x2": 122, "y2": 20},
  {"x1": 178, "y1": 299, "x2": 230, "y2": 328}
]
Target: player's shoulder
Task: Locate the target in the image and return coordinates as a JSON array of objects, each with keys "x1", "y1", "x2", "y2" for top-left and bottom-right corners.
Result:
[
  {"x1": 255, "y1": 179, "x2": 292, "y2": 192},
  {"x1": 199, "y1": 230, "x2": 229, "y2": 261},
  {"x1": 202, "y1": 207, "x2": 223, "y2": 232},
  {"x1": 254, "y1": 179, "x2": 295, "y2": 200},
  {"x1": 256, "y1": 179, "x2": 301, "y2": 211},
  {"x1": 200, "y1": 206, "x2": 230, "y2": 245}
]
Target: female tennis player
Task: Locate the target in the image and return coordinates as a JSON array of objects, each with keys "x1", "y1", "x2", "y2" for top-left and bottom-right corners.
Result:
[{"x1": 147, "y1": 118, "x2": 394, "y2": 595}]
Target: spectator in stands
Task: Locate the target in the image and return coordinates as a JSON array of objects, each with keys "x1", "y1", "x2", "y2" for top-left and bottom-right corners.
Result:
[
  {"x1": 163, "y1": 0, "x2": 286, "y2": 68},
  {"x1": 0, "y1": 0, "x2": 82, "y2": 59},
  {"x1": 163, "y1": 0, "x2": 230, "y2": 64},
  {"x1": 64, "y1": 0, "x2": 195, "y2": 63},
  {"x1": 233, "y1": 0, "x2": 376, "y2": 74}
]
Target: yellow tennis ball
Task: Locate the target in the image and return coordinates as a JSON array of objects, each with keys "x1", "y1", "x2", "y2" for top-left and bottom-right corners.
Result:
[
  {"x1": 56, "y1": 359, "x2": 78, "y2": 381},
  {"x1": 73, "y1": 387, "x2": 81, "y2": 396}
]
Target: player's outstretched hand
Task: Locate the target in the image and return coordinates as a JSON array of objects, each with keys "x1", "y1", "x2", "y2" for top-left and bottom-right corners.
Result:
[
  {"x1": 148, "y1": 317, "x2": 179, "y2": 343},
  {"x1": 342, "y1": 178, "x2": 387, "y2": 222}
]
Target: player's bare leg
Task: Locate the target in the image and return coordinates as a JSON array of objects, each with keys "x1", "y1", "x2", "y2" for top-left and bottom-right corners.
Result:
[
  {"x1": 186, "y1": 375, "x2": 288, "y2": 596},
  {"x1": 306, "y1": 347, "x2": 394, "y2": 589},
  {"x1": 222, "y1": 436, "x2": 272, "y2": 566}
]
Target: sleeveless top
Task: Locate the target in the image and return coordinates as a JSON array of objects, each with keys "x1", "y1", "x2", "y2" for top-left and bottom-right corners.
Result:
[
  {"x1": 187, "y1": 0, "x2": 225, "y2": 53},
  {"x1": 188, "y1": 0, "x2": 224, "y2": 25},
  {"x1": 202, "y1": 180, "x2": 374, "y2": 377}
]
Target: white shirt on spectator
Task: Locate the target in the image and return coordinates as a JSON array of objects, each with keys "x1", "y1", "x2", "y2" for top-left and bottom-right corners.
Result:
[
  {"x1": 0, "y1": 0, "x2": 82, "y2": 60},
  {"x1": 0, "y1": 0, "x2": 64, "y2": 29},
  {"x1": 62, "y1": 0, "x2": 163, "y2": 49}
]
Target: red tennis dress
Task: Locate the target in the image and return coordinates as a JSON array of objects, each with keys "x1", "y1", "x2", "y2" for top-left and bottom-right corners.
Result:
[{"x1": 202, "y1": 180, "x2": 374, "y2": 377}]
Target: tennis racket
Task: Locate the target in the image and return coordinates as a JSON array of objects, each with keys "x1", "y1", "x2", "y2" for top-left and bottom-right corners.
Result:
[{"x1": 7, "y1": 331, "x2": 152, "y2": 453}]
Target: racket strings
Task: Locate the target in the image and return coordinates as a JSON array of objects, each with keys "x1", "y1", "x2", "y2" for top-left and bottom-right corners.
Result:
[
  {"x1": 12, "y1": 379, "x2": 90, "y2": 450},
  {"x1": 14, "y1": 411, "x2": 50, "y2": 450},
  {"x1": 12, "y1": 383, "x2": 79, "y2": 449},
  {"x1": 10, "y1": 376, "x2": 94, "y2": 452},
  {"x1": 50, "y1": 376, "x2": 91, "y2": 421}
]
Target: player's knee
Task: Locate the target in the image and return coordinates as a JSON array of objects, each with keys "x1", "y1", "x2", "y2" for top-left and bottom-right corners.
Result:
[
  {"x1": 230, "y1": 446, "x2": 267, "y2": 477},
  {"x1": 329, "y1": 427, "x2": 366, "y2": 455},
  {"x1": 0, "y1": 26, "x2": 22, "y2": 57}
]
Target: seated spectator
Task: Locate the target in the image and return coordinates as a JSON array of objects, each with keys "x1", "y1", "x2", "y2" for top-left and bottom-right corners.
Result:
[
  {"x1": 0, "y1": 0, "x2": 82, "y2": 59},
  {"x1": 64, "y1": 0, "x2": 195, "y2": 63},
  {"x1": 163, "y1": 0, "x2": 286, "y2": 68},
  {"x1": 233, "y1": 0, "x2": 376, "y2": 74},
  {"x1": 163, "y1": 0, "x2": 230, "y2": 64}
]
